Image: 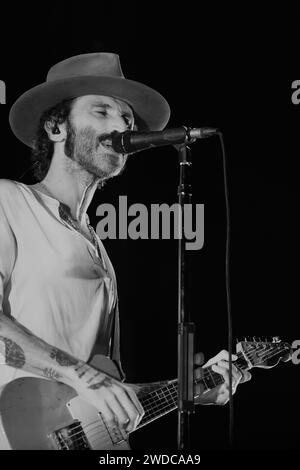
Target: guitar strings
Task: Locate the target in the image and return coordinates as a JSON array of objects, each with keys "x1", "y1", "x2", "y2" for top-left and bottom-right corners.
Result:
[
  {"x1": 69, "y1": 396, "x2": 179, "y2": 448},
  {"x1": 63, "y1": 389, "x2": 180, "y2": 448},
  {"x1": 65, "y1": 346, "x2": 286, "y2": 447},
  {"x1": 63, "y1": 383, "x2": 179, "y2": 446},
  {"x1": 62, "y1": 345, "x2": 288, "y2": 448},
  {"x1": 73, "y1": 344, "x2": 288, "y2": 438},
  {"x1": 69, "y1": 346, "x2": 284, "y2": 442},
  {"x1": 63, "y1": 365, "x2": 250, "y2": 447}
]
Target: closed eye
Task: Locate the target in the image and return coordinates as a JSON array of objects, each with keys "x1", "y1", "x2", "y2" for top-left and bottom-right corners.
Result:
[
  {"x1": 94, "y1": 109, "x2": 133, "y2": 128},
  {"x1": 122, "y1": 114, "x2": 133, "y2": 128}
]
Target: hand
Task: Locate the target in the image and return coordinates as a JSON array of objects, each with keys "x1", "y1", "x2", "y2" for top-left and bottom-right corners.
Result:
[
  {"x1": 194, "y1": 350, "x2": 252, "y2": 405},
  {"x1": 73, "y1": 364, "x2": 144, "y2": 433}
]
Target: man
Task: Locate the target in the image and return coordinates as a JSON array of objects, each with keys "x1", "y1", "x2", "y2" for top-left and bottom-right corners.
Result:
[{"x1": 0, "y1": 53, "x2": 248, "y2": 448}]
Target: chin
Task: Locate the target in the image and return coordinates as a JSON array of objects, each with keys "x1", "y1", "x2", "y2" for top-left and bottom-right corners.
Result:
[
  {"x1": 104, "y1": 154, "x2": 125, "y2": 172},
  {"x1": 94, "y1": 164, "x2": 123, "y2": 180}
]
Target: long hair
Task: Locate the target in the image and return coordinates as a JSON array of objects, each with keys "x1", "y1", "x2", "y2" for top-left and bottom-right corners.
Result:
[{"x1": 30, "y1": 98, "x2": 74, "y2": 181}]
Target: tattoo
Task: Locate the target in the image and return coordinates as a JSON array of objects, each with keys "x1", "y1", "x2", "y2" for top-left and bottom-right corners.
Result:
[
  {"x1": 50, "y1": 348, "x2": 78, "y2": 367},
  {"x1": 42, "y1": 367, "x2": 62, "y2": 381},
  {"x1": 75, "y1": 363, "x2": 89, "y2": 379},
  {"x1": 88, "y1": 376, "x2": 113, "y2": 390},
  {"x1": 0, "y1": 336, "x2": 26, "y2": 368},
  {"x1": 87, "y1": 371, "x2": 101, "y2": 384}
]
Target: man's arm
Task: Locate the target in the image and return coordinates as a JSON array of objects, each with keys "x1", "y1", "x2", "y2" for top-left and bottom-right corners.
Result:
[{"x1": 0, "y1": 311, "x2": 144, "y2": 432}]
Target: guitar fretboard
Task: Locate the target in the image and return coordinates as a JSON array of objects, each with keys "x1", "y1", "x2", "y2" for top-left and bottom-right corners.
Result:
[{"x1": 136, "y1": 352, "x2": 249, "y2": 430}]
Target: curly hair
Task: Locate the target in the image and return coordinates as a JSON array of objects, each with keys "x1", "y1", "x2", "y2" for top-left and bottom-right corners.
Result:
[{"x1": 30, "y1": 98, "x2": 74, "y2": 181}]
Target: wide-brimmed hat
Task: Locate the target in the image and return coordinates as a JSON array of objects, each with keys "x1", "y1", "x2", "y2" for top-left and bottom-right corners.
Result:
[{"x1": 9, "y1": 52, "x2": 171, "y2": 148}]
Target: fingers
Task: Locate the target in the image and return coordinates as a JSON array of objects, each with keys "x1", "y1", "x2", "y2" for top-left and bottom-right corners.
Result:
[
  {"x1": 101, "y1": 387, "x2": 131, "y2": 430},
  {"x1": 194, "y1": 351, "x2": 205, "y2": 365},
  {"x1": 239, "y1": 370, "x2": 252, "y2": 383},
  {"x1": 78, "y1": 373, "x2": 144, "y2": 434},
  {"x1": 194, "y1": 349, "x2": 253, "y2": 406},
  {"x1": 123, "y1": 384, "x2": 145, "y2": 431},
  {"x1": 194, "y1": 366, "x2": 203, "y2": 381},
  {"x1": 106, "y1": 383, "x2": 143, "y2": 433},
  {"x1": 203, "y1": 349, "x2": 237, "y2": 368},
  {"x1": 211, "y1": 361, "x2": 241, "y2": 387},
  {"x1": 194, "y1": 381, "x2": 205, "y2": 398},
  {"x1": 194, "y1": 352, "x2": 204, "y2": 389}
]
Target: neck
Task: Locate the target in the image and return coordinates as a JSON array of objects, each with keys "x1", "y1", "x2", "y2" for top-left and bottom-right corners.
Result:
[{"x1": 37, "y1": 152, "x2": 101, "y2": 224}]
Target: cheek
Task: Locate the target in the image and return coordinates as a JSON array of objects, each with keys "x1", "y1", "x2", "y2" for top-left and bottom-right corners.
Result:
[{"x1": 75, "y1": 128, "x2": 100, "y2": 151}]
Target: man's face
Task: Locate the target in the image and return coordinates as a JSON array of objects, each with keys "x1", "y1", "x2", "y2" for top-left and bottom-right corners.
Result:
[{"x1": 64, "y1": 95, "x2": 134, "y2": 180}]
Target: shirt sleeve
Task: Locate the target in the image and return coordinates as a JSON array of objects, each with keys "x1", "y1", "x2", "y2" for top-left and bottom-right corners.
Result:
[{"x1": 0, "y1": 200, "x2": 17, "y2": 312}]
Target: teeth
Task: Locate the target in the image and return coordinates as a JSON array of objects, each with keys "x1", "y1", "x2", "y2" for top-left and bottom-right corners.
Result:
[{"x1": 100, "y1": 140, "x2": 112, "y2": 147}]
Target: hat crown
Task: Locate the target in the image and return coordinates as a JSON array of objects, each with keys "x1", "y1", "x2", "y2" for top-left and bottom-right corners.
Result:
[{"x1": 47, "y1": 52, "x2": 125, "y2": 82}]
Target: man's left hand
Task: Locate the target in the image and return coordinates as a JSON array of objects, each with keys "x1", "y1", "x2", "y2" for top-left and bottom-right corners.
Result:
[{"x1": 194, "y1": 350, "x2": 252, "y2": 405}]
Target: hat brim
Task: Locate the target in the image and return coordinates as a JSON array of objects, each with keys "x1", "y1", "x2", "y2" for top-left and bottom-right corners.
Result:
[{"x1": 9, "y1": 76, "x2": 170, "y2": 148}]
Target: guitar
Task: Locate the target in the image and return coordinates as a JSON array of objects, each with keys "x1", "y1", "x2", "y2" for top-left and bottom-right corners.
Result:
[{"x1": 0, "y1": 337, "x2": 291, "y2": 450}]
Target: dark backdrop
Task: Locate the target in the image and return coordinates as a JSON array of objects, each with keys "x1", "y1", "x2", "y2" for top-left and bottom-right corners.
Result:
[{"x1": 0, "y1": 2, "x2": 299, "y2": 452}]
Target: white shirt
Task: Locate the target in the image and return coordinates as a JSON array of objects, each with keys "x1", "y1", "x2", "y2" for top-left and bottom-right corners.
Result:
[{"x1": 0, "y1": 179, "x2": 120, "y2": 388}]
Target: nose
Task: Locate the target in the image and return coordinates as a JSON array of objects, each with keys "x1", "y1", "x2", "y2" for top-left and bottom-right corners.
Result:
[{"x1": 111, "y1": 113, "x2": 132, "y2": 133}]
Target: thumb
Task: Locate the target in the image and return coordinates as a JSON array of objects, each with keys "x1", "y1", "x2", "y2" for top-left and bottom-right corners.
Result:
[{"x1": 240, "y1": 370, "x2": 252, "y2": 383}]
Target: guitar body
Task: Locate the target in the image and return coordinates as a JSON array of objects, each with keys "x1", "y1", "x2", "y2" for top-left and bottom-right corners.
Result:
[{"x1": 0, "y1": 355, "x2": 130, "y2": 450}]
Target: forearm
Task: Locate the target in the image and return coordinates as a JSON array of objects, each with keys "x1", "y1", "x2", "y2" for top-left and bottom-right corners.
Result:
[{"x1": 0, "y1": 311, "x2": 94, "y2": 388}]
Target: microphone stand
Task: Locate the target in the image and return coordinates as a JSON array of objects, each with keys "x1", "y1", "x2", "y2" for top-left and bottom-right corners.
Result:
[{"x1": 176, "y1": 143, "x2": 195, "y2": 450}]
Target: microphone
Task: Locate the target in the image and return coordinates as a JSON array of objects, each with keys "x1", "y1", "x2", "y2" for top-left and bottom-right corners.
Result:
[{"x1": 110, "y1": 126, "x2": 218, "y2": 154}]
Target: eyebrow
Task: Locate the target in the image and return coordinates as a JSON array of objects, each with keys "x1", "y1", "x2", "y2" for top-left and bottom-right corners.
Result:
[{"x1": 92, "y1": 102, "x2": 133, "y2": 118}]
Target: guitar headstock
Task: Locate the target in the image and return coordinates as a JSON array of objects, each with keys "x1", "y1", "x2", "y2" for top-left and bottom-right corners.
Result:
[{"x1": 236, "y1": 336, "x2": 292, "y2": 369}]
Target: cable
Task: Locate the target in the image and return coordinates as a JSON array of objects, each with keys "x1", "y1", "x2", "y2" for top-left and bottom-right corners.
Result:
[{"x1": 217, "y1": 131, "x2": 234, "y2": 448}]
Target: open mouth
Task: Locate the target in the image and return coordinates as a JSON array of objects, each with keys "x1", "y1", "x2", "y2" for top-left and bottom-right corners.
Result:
[
  {"x1": 98, "y1": 134, "x2": 119, "y2": 154},
  {"x1": 99, "y1": 141, "x2": 117, "y2": 154},
  {"x1": 97, "y1": 136, "x2": 124, "y2": 168},
  {"x1": 99, "y1": 138, "x2": 112, "y2": 148}
]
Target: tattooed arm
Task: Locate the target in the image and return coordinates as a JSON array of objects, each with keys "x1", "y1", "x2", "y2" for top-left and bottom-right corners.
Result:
[{"x1": 0, "y1": 312, "x2": 144, "y2": 432}]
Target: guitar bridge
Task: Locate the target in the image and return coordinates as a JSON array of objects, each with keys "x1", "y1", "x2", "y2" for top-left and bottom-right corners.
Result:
[{"x1": 50, "y1": 420, "x2": 91, "y2": 450}]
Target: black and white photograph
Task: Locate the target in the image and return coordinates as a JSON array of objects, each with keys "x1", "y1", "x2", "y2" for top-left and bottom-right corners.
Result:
[{"x1": 0, "y1": 2, "x2": 299, "y2": 464}]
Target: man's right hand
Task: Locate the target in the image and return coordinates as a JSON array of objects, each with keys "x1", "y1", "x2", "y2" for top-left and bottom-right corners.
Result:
[{"x1": 72, "y1": 363, "x2": 144, "y2": 433}]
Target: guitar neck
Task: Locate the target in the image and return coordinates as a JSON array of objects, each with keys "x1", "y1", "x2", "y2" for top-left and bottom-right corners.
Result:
[
  {"x1": 136, "y1": 352, "x2": 249, "y2": 431},
  {"x1": 135, "y1": 339, "x2": 291, "y2": 432}
]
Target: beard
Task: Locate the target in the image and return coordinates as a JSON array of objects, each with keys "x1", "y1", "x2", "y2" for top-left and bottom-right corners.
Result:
[{"x1": 64, "y1": 118, "x2": 127, "y2": 180}]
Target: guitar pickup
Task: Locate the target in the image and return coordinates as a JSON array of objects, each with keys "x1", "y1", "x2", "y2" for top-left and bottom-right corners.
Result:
[{"x1": 50, "y1": 420, "x2": 91, "y2": 450}]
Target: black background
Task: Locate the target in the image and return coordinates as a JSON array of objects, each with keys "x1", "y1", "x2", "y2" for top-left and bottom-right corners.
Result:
[{"x1": 0, "y1": 2, "x2": 299, "y2": 453}]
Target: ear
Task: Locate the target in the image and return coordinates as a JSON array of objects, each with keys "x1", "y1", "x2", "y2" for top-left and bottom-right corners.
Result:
[{"x1": 44, "y1": 120, "x2": 67, "y2": 142}]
